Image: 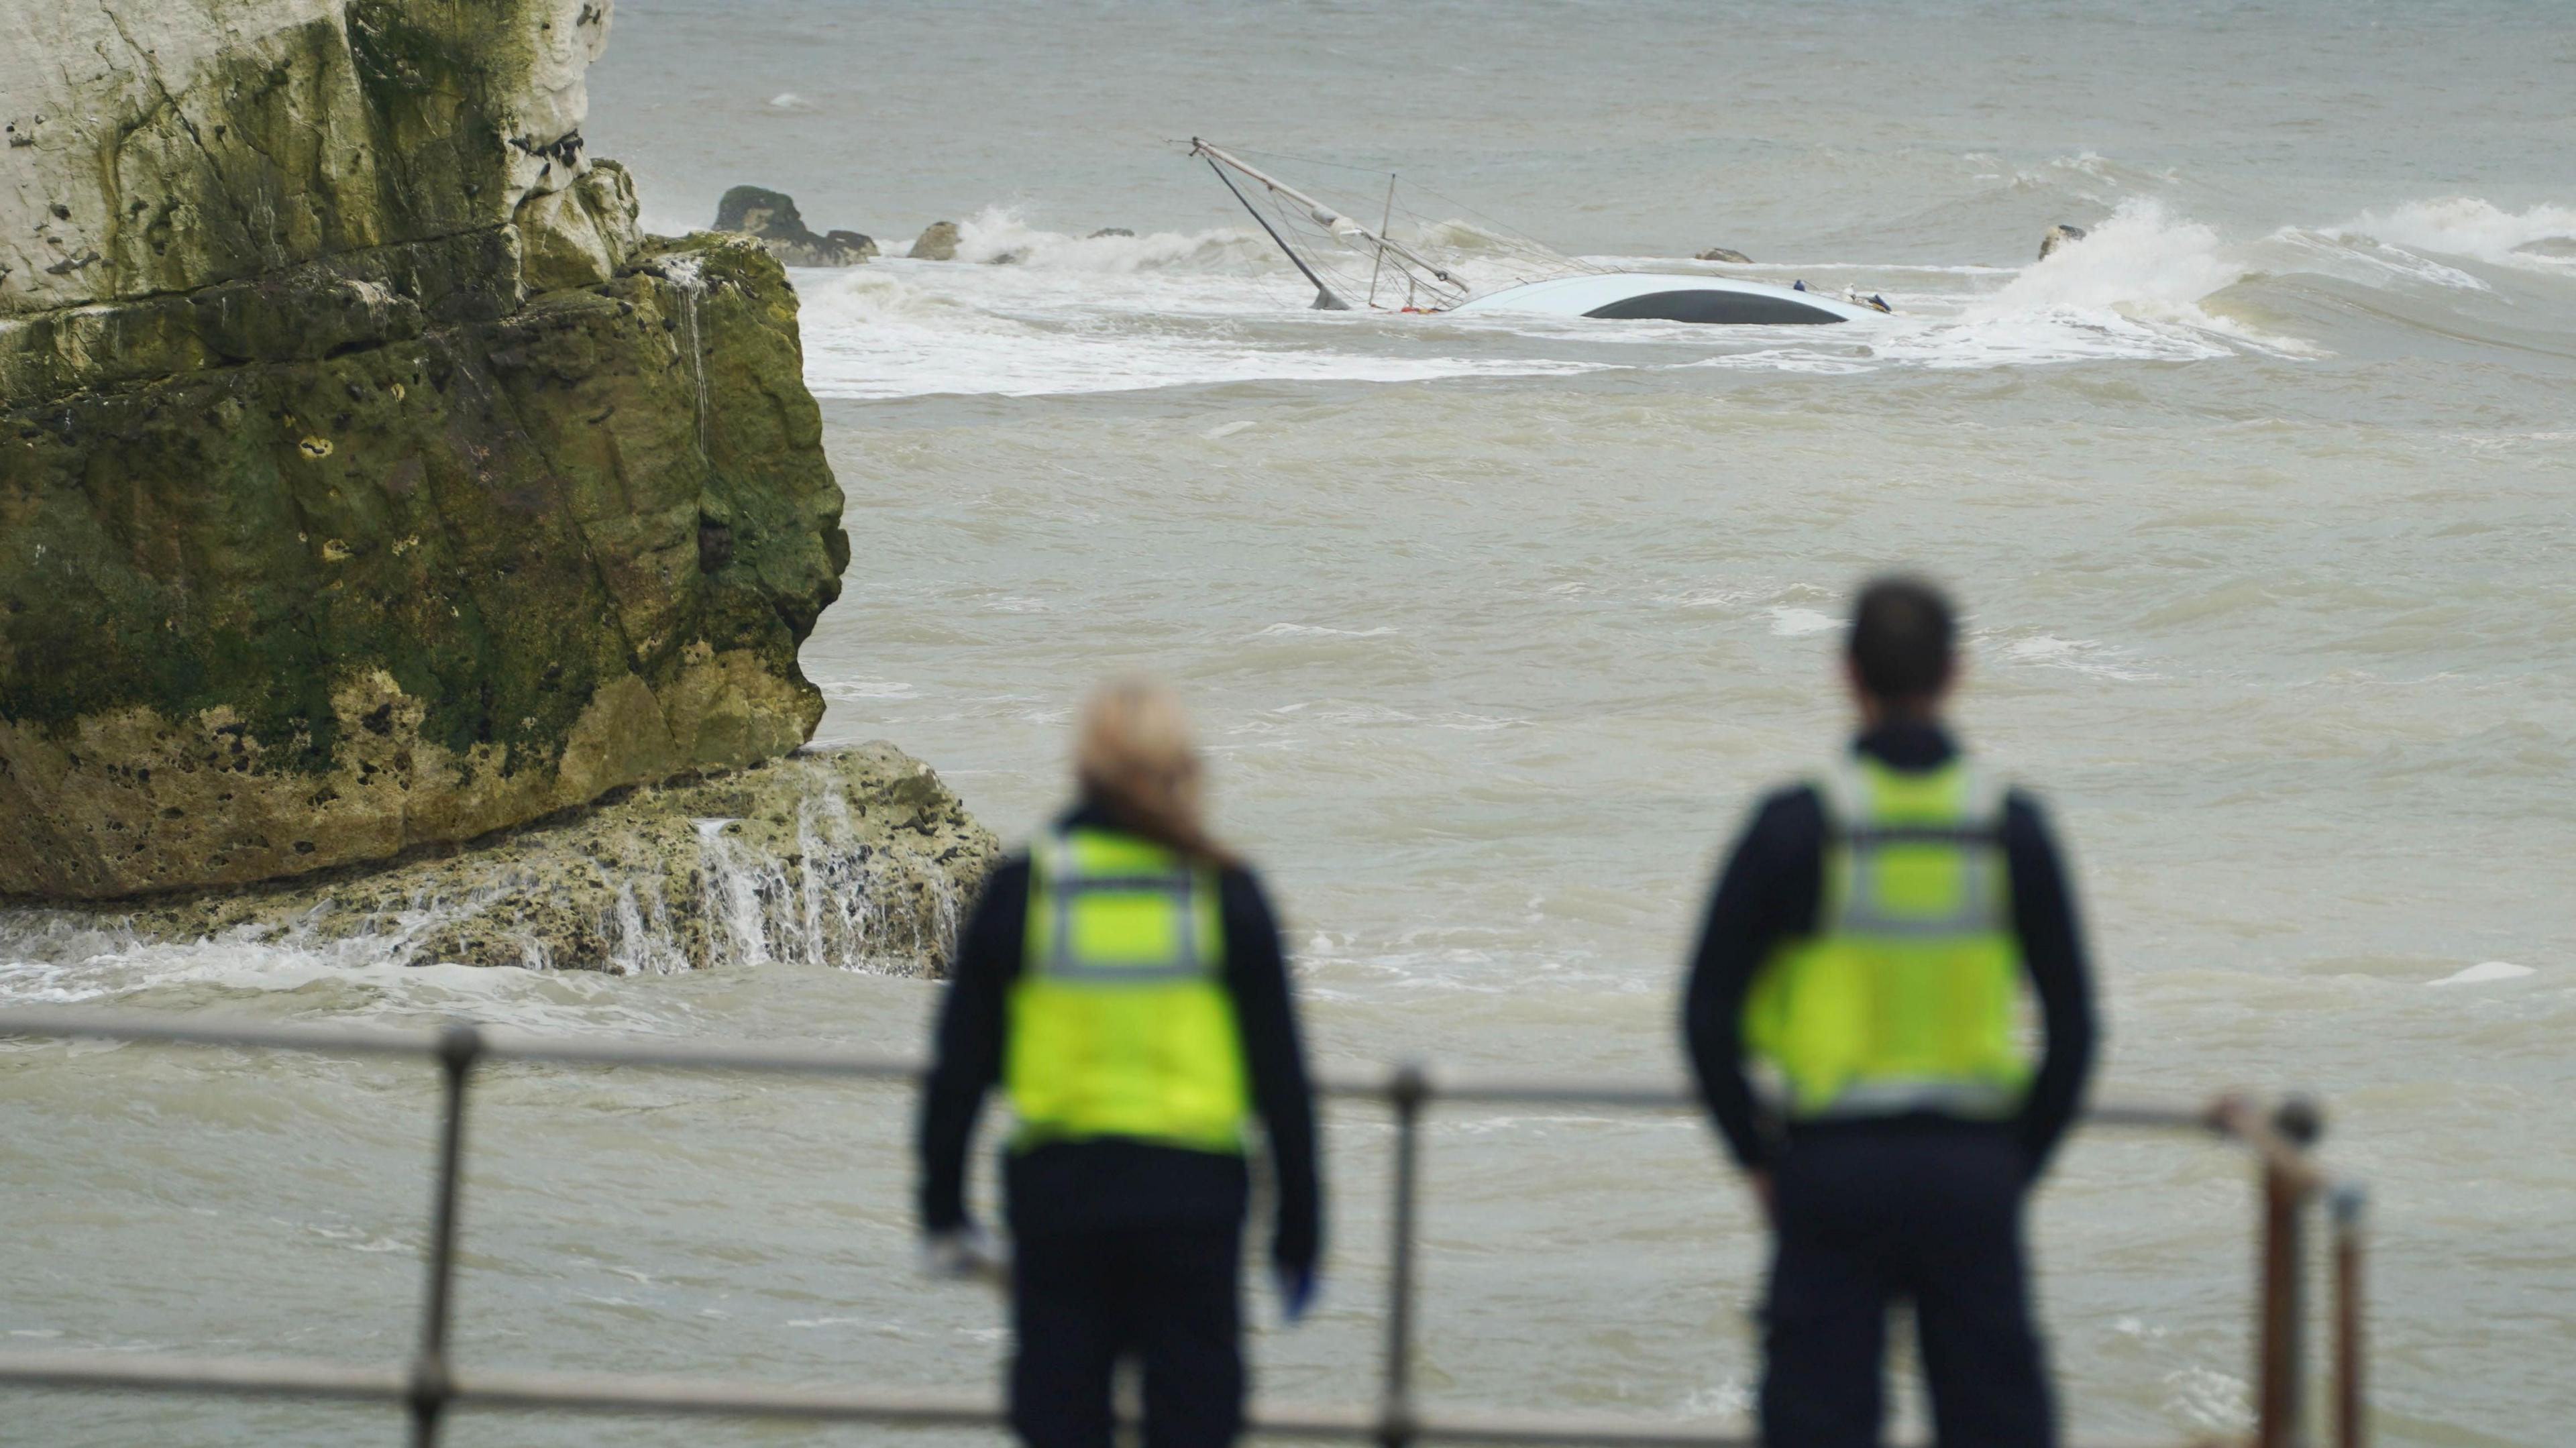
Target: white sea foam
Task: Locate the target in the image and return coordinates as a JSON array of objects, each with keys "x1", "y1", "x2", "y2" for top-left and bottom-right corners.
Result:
[
  {"x1": 1956, "y1": 200, "x2": 2282, "y2": 349},
  {"x1": 0, "y1": 932, "x2": 662, "y2": 1034},
  {"x1": 2428, "y1": 960, "x2": 2535, "y2": 987},
  {"x1": 2264, "y1": 227, "x2": 2489, "y2": 290},
  {"x1": 817, "y1": 679, "x2": 918, "y2": 700},
  {"x1": 1253, "y1": 623, "x2": 1397, "y2": 638},
  {"x1": 2333, "y1": 198, "x2": 2576, "y2": 272},
  {"x1": 1988, "y1": 632, "x2": 2159, "y2": 681},
  {"x1": 776, "y1": 192, "x2": 2568, "y2": 396},
  {"x1": 947, "y1": 205, "x2": 1279, "y2": 274},
  {"x1": 1766, "y1": 606, "x2": 1837, "y2": 636},
  {"x1": 794, "y1": 255, "x2": 1609, "y2": 400},
  {"x1": 2164, "y1": 1366, "x2": 2254, "y2": 1433}
]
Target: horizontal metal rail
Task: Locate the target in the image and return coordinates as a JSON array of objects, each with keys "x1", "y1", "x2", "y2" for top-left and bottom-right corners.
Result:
[
  {"x1": 0, "y1": 1005, "x2": 2354, "y2": 1447},
  {"x1": 0, "y1": 1347, "x2": 2197, "y2": 1447},
  {"x1": 0, "y1": 1004, "x2": 2215, "y2": 1123}
]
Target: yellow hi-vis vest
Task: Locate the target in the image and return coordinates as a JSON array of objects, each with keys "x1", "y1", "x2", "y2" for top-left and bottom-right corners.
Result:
[
  {"x1": 1743, "y1": 756, "x2": 2032, "y2": 1121},
  {"x1": 1005, "y1": 826, "x2": 1248, "y2": 1155}
]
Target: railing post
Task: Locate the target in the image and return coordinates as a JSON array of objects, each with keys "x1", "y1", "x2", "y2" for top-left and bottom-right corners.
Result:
[
  {"x1": 1377, "y1": 1064, "x2": 1428, "y2": 1448},
  {"x1": 2332, "y1": 1186, "x2": 2367, "y2": 1448},
  {"x1": 2255, "y1": 1098, "x2": 2322, "y2": 1448},
  {"x1": 410, "y1": 1022, "x2": 482, "y2": 1448}
]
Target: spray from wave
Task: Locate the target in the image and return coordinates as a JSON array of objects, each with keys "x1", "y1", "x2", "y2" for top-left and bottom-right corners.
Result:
[
  {"x1": 1976, "y1": 199, "x2": 2245, "y2": 317},
  {"x1": 2329, "y1": 197, "x2": 2576, "y2": 271},
  {"x1": 943, "y1": 205, "x2": 1282, "y2": 274},
  {"x1": 1843, "y1": 198, "x2": 2312, "y2": 368}
]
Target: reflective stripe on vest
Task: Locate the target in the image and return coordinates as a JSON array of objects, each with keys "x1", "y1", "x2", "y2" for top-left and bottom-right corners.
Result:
[
  {"x1": 1006, "y1": 826, "x2": 1247, "y2": 1154},
  {"x1": 1744, "y1": 757, "x2": 2032, "y2": 1121}
]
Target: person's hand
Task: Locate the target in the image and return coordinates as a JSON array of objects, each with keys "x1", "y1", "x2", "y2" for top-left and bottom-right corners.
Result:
[
  {"x1": 1745, "y1": 1168, "x2": 1776, "y2": 1227},
  {"x1": 1275, "y1": 1264, "x2": 1319, "y2": 1325},
  {"x1": 921, "y1": 1225, "x2": 1003, "y2": 1283}
]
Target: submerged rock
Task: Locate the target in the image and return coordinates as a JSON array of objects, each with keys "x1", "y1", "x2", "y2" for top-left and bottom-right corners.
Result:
[
  {"x1": 909, "y1": 221, "x2": 963, "y2": 261},
  {"x1": 1695, "y1": 246, "x2": 1753, "y2": 264},
  {"x1": 710, "y1": 184, "x2": 873, "y2": 266},
  {"x1": 48, "y1": 746, "x2": 998, "y2": 975},
  {"x1": 0, "y1": 2, "x2": 862, "y2": 899},
  {"x1": 1089, "y1": 227, "x2": 1136, "y2": 239},
  {"x1": 2039, "y1": 223, "x2": 2090, "y2": 260}
]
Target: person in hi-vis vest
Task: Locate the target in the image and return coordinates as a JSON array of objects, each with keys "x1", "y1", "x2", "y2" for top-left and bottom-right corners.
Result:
[
  {"x1": 1683, "y1": 576, "x2": 2098, "y2": 1448},
  {"x1": 917, "y1": 679, "x2": 1322, "y2": 1448}
]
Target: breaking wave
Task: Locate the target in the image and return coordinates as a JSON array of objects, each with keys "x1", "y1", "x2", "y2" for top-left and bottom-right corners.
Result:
[
  {"x1": 945, "y1": 206, "x2": 1282, "y2": 273},
  {"x1": 2328, "y1": 197, "x2": 2576, "y2": 272}
]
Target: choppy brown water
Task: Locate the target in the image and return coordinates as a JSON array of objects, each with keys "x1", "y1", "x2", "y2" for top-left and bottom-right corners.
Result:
[{"x1": 7, "y1": 1, "x2": 2575, "y2": 1443}]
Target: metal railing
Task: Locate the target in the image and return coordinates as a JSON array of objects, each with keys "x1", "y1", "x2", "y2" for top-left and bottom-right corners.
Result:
[{"x1": 0, "y1": 1005, "x2": 2365, "y2": 1447}]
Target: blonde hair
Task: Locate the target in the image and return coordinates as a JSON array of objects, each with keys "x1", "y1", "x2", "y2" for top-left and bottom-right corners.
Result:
[{"x1": 1074, "y1": 677, "x2": 1232, "y2": 866}]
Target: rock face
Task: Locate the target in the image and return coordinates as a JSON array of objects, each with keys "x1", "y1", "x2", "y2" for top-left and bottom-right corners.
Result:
[
  {"x1": 37, "y1": 745, "x2": 998, "y2": 974},
  {"x1": 908, "y1": 221, "x2": 961, "y2": 261},
  {"x1": 1695, "y1": 246, "x2": 1753, "y2": 264},
  {"x1": 2038, "y1": 223, "x2": 2089, "y2": 260},
  {"x1": 710, "y1": 184, "x2": 872, "y2": 267},
  {"x1": 0, "y1": 1, "x2": 854, "y2": 900}
]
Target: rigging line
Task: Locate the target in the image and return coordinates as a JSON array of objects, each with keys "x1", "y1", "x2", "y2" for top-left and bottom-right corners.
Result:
[
  {"x1": 1230, "y1": 146, "x2": 1554, "y2": 251},
  {"x1": 1228, "y1": 149, "x2": 1547, "y2": 265},
  {"x1": 1205, "y1": 156, "x2": 1348, "y2": 311},
  {"x1": 1367, "y1": 173, "x2": 1396, "y2": 309},
  {"x1": 1226, "y1": 144, "x2": 1417, "y2": 178},
  {"x1": 1216, "y1": 144, "x2": 1605, "y2": 273},
  {"x1": 1388, "y1": 184, "x2": 1613, "y2": 275}
]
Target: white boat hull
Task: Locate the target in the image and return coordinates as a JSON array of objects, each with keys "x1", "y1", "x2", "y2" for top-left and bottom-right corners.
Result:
[{"x1": 1450, "y1": 272, "x2": 1875, "y2": 325}]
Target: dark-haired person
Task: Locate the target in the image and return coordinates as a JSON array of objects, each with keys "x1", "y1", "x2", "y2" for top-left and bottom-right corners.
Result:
[
  {"x1": 916, "y1": 678, "x2": 1322, "y2": 1448},
  {"x1": 1681, "y1": 576, "x2": 2097, "y2": 1448}
]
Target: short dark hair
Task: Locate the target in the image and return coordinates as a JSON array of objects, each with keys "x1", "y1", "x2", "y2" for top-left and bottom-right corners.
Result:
[{"x1": 1845, "y1": 575, "x2": 1957, "y2": 704}]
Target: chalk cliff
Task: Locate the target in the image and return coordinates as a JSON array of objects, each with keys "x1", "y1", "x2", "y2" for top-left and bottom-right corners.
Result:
[{"x1": 0, "y1": 0, "x2": 903, "y2": 909}]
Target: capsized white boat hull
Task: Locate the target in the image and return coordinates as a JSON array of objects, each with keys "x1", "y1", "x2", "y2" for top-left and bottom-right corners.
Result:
[{"x1": 1450, "y1": 272, "x2": 1876, "y2": 325}]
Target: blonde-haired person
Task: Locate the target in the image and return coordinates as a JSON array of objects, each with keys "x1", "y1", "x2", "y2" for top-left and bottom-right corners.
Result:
[{"x1": 916, "y1": 679, "x2": 1322, "y2": 1448}]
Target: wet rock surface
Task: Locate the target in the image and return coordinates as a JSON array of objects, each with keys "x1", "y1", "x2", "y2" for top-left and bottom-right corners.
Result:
[
  {"x1": 710, "y1": 184, "x2": 874, "y2": 266},
  {"x1": 27, "y1": 746, "x2": 998, "y2": 976},
  {"x1": 1695, "y1": 246, "x2": 1753, "y2": 263},
  {"x1": 2038, "y1": 223, "x2": 2090, "y2": 260},
  {"x1": 908, "y1": 221, "x2": 962, "y2": 260}
]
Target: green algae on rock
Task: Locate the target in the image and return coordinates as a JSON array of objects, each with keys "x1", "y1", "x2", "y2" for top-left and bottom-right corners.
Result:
[
  {"x1": 0, "y1": 1, "x2": 865, "y2": 901},
  {"x1": 47, "y1": 746, "x2": 998, "y2": 976}
]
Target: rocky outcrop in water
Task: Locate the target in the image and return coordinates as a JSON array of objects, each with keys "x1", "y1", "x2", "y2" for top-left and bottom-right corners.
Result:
[
  {"x1": 38, "y1": 745, "x2": 996, "y2": 975},
  {"x1": 1695, "y1": 246, "x2": 1753, "y2": 264},
  {"x1": 0, "y1": 1, "x2": 856, "y2": 901},
  {"x1": 2038, "y1": 223, "x2": 2089, "y2": 260},
  {"x1": 710, "y1": 185, "x2": 873, "y2": 267},
  {"x1": 908, "y1": 221, "x2": 962, "y2": 261}
]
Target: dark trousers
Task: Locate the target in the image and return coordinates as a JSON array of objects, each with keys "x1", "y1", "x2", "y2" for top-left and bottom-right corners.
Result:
[
  {"x1": 1009, "y1": 1217, "x2": 1246, "y2": 1448},
  {"x1": 1761, "y1": 1124, "x2": 2055, "y2": 1448}
]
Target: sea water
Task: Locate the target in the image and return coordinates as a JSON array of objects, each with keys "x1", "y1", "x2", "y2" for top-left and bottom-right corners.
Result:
[{"x1": 4, "y1": 2, "x2": 2571, "y2": 1443}]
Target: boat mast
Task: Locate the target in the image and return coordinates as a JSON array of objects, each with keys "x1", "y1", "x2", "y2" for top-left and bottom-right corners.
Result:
[
  {"x1": 1201, "y1": 154, "x2": 1349, "y2": 310},
  {"x1": 1189, "y1": 140, "x2": 1467, "y2": 306},
  {"x1": 1367, "y1": 172, "x2": 1396, "y2": 309}
]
